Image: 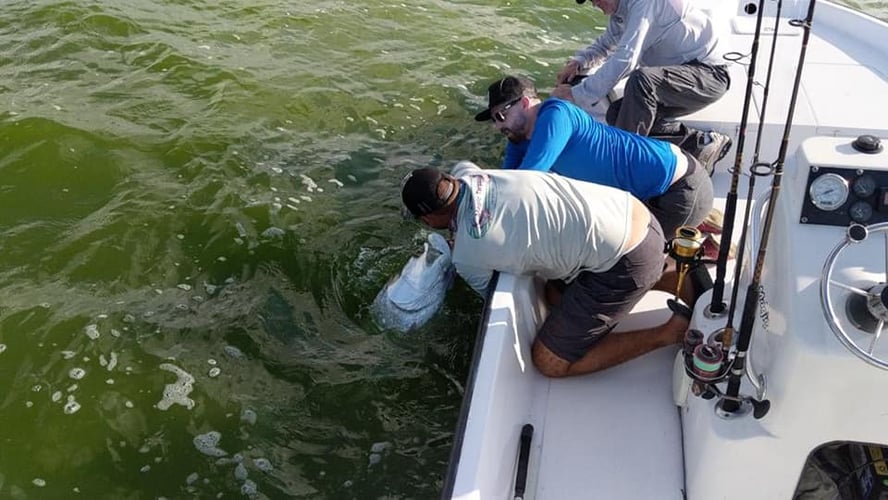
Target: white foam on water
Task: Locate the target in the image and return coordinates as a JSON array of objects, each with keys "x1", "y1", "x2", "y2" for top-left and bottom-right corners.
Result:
[
  {"x1": 110, "y1": 329, "x2": 120, "y2": 338},
  {"x1": 157, "y1": 363, "x2": 195, "y2": 411},
  {"x1": 0, "y1": 344, "x2": 5, "y2": 354},
  {"x1": 52, "y1": 391, "x2": 62, "y2": 403},
  {"x1": 177, "y1": 284, "x2": 192, "y2": 291},
  {"x1": 328, "y1": 178, "x2": 344, "y2": 187},
  {"x1": 32, "y1": 478, "x2": 46, "y2": 487},
  {"x1": 234, "y1": 463, "x2": 248, "y2": 481},
  {"x1": 240, "y1": 479, "x2": 257, "y2": 496},
  {"x1": 84, "y1": 324, "x2": 100, "y2": 340},
  {"x1": 253, "y1": 458, "x2": 272, "y2": 472},
  {"x1": 208, "y1": 367, "x2": 221, "y2": 378},
  {"x1": 261, "y1": 227, "x2": 285, "y2": 239},
  {"x1": 67, "y1": 384, "x2": 78, "y2": 392},
  {"x1": 240, "y1": 408, "x2": 257, "y2": 425},
  {"x1": 193, "y1": 431, "x2": 228, "y2": 457},
  {"x1": 207, "y1": 359, "x2": 217, "y2": 366},
  {"x1": 26, "y1": 401, "x2": 33, "y2": 407},
  {"x1": 69, "y1": 368, "x2": 86, "y2": 380},
  {"x1": 223, "y1": 346, "x2": 244, "y2": 359},
  {"x1": 107, "y1": 352, "x2": 118, "y2": 371},
  {"x1": 61, "y1": 350, "x2": 76, "y2": 359},
  {"x1": 300, "y1": 174, "x2": 318, "y2": 192},
  {"x1": 140, "y1": 465, "x2": 151, "y2": 473},
  {"x1": 299, "y1": 195, "x2": 312, "y2": 203},
  {"x1": 106, "y1": 379, "x2": 114, "y2": 385},
  {"x1": 370, "y1": 441, "x2": 390, "y2": 453},
  {"x1": 64, "y1": 399, "x2": 81, "y2": 415},
  {"x1": 125, "y1": 401, "x2": 133, "y2": 408},
  {"x1": 186, "y1": 472, "x2": 199, "y2": 485}
]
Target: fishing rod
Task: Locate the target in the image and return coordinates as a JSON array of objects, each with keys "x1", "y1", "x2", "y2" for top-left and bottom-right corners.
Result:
[
  {"x1": 707, "y1": 0, "x2": 771, "y2": 315},
  {"x1": 721, "y1": 0, "x2": 785, "y2": 348},
  {"x1": 721, "y1": 0, "x2": 818, "y2": 414}
]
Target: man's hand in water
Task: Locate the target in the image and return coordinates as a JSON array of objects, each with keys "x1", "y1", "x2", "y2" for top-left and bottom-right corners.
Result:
[{"x1": 551, "y1": 84, "x2": 575, "y2": 102}]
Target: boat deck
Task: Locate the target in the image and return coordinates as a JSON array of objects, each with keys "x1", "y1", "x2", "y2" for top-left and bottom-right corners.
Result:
[{"x1": 530, "y1": 291, "x2": 685, "y2": 499}]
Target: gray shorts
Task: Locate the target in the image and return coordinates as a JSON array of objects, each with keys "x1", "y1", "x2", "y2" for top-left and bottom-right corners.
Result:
[
  {"x1": 536, "y1": 219, "x2": 666, "y2": 363},
  {"x1": 645, "y1": 151, "x2": 714, "y2": 238}
]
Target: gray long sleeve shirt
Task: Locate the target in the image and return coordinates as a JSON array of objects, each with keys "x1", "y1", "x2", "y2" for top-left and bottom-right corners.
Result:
[{"x1": 570, "y1": 0, "x2": 726, "y2": 109}]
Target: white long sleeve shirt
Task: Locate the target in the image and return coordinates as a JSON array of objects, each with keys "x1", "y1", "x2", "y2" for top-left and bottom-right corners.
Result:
[{"x1": 571, "y1": 0, "x2": 726, "y2": 109}]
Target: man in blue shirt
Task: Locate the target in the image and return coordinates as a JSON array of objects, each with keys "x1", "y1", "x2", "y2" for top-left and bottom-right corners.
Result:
[{"x1": 475, "y1": 75, "x2": 713, "y2": 239}]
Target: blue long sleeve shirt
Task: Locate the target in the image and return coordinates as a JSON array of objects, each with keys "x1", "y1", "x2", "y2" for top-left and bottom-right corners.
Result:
[{"x1": 503, "y1": 98, "x2": 676, "y2": 200}]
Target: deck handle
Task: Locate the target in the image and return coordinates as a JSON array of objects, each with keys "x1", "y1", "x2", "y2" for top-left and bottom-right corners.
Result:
[{"x1": 514, "y1": 423, "x2": 534, "y2": 500}]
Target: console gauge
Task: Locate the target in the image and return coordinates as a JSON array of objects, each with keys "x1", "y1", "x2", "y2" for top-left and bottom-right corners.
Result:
[
  {"x1": 849, "y1": 201, "x2": 874, "y2": 223},
  {"x1": 809, "y1": 173, "x2": 849, "y2": 211},
  {"x1": 852, "y1": 174, "x2": 877, "y2": 198}
]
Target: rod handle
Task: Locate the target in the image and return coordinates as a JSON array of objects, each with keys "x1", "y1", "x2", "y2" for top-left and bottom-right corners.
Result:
[{"x1": 514, "y1": 423, "x2": 534, "y2": 498}]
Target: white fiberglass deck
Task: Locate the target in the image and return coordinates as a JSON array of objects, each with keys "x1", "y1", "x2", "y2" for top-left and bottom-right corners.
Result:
[{"x1": 531, "y1": 291, "x2": 685, "y2": 500}]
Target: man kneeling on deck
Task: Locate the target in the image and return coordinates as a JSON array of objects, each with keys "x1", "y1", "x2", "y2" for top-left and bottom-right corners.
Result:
[{"x1": 401, "y1": 161, "x2": 689, "y2": 377}]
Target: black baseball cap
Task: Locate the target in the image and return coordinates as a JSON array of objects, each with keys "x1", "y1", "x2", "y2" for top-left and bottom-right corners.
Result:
[
  {"x1": 401, "y1": 168, "x2": 456, "y2": 218},
  {"x1": 474, "y1": 76, "x2": 536, "y2": 122}
]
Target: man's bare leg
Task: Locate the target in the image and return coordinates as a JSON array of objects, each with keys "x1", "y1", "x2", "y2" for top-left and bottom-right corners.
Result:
[
  {"x1": 652, "y1": 268, "x2": 697, "y2": 306},
  {"x1": 531, "y1": 314, "x2": 689, "y2": 378}
]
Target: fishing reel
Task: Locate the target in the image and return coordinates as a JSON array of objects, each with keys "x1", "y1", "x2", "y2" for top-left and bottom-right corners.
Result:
[
  {"x1": 678, "y1": 327, "x2": 771, "y2": 419},
  {"x1": 665, "y1": 226, "x2": 710, "y2": 304}
]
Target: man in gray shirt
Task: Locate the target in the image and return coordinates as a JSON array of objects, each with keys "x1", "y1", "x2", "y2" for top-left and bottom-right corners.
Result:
[
  {"x1": 400, "y1": 162, "x2": 691, "y2": 377},
  {"x1": 552, "y1": 0, "x2": 733, "y2": 169}
]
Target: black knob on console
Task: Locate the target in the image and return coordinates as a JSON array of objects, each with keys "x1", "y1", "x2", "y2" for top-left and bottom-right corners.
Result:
[{"x1": 852, "y1": 135, "x2": 883, "y2": 154}]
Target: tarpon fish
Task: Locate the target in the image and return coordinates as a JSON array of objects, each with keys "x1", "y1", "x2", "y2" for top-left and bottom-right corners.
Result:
[{"x1": 372, "y1": 232, "x2": 455, "y2": 332}]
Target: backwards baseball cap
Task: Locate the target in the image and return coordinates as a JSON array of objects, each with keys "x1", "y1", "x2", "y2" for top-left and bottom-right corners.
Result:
[
  {"x1": 474, "y1": 76, "x2": 536, "y2": 122},
  {"x1": 401, "y1": 168, "x2": 456, "y2": 218}
]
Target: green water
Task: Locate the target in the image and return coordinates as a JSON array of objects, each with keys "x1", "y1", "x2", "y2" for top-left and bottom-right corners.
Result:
[{"x1": 0, "y1": 1, "x2": 885, "y2": 498}]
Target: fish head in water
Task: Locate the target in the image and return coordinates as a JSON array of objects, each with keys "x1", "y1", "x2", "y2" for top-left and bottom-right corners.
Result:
[{"x1": 371, "y1": 232, "x2": 455, "y2": 332}]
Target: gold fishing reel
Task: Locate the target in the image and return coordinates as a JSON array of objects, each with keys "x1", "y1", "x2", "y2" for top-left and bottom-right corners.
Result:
[{"x1": 667, "y1": 226, "x2": 706, "y2": 302}]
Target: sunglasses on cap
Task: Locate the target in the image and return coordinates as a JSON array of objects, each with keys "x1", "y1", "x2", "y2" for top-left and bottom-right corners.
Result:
[{"x1": 491, "y1": 98, "x2": 521, "y2": 123}]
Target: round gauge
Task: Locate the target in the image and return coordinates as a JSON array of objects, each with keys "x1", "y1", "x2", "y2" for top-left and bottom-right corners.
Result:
[
  {"x1": 809, "y1": 173, "x2": 849, "y2": 211},
  {"x1": 848, "y1": 200, "x2": 874, "y2": 223},
  {"x1": 852, "y1": 175, "x2": 877, "y2": 198}
]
